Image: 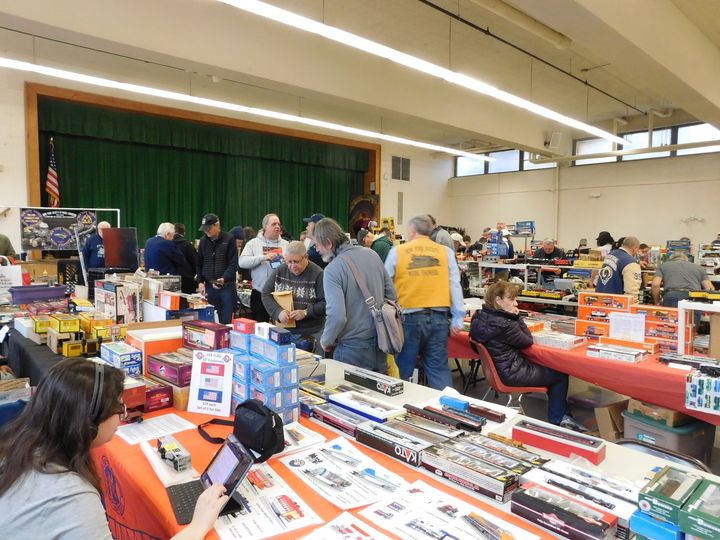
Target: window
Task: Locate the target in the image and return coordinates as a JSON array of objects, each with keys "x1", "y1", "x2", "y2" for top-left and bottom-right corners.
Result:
[
  {"x1": 455, "y1": 156, "x2": 486, "y2": 176},
  {"x1": 391, "y1": 156, "x2": 410, "y2": 180},
  {"x1": 523, "y1": 152, "x2": 556, "y2": 170},
  {"x1": 677, "y1": 123, "x2": 720, "y2": 156},
  {"x1": 575, "y1": 138, "x2": 615, "y2": 165},
  {"x1": 487, "y1": 150, "x2": 520, "y2": 173},
  {"x1": 621, "y1": 128, "x2": 671, "y2": 161}
]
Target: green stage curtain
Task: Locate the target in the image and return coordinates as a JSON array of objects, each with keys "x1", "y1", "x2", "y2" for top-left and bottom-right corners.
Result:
[{"x1": 38, "y1": 97, "x2": 368, "y2": 242}]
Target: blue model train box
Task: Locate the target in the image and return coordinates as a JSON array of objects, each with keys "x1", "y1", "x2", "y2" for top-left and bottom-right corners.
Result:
[
  {"x1": 229, "y1": 330, "x2": 252, "y2": 353},
  {"x1": 250, "y1": 383, "x2": 299, "y2": 409},
  {"x1": 250, "y1": 335, "x2": 296, "y2": 366},
  {"x1": 250, "y1": 361, "x2": 299, "y2": 390},
  {"x1": 100, "y1": 342, "x2": 143, "y2": 376},
  {"x1": 269, "y1": 326, "x2": 292, "y2": 345}
]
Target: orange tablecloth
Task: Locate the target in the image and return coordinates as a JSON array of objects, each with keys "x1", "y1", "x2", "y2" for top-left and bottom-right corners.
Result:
[
  {"x1": 93, "y1": 409, "x2": 554, "y2": 540},
  {"x1": 448, "y1": 331, "x2": 719, "y2": 426}
]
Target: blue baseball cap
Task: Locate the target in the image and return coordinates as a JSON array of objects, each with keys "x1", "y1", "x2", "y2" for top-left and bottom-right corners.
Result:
[{"x1": 303, "y1": 213, "x2": 325, "y2": 223}]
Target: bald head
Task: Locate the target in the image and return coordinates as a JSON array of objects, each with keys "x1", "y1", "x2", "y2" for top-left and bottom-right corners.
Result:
[
  {"x1": 97, "y1": 221, "x2": 111, "y2": 238},
  {"x1": 622, "y1": 236, "x2": 640, "y2": 255}
]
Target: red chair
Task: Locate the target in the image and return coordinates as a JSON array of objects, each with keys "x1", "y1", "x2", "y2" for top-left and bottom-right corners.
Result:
[{"x1": 467, "y1": 340, "x2": 547, "y2": 413}]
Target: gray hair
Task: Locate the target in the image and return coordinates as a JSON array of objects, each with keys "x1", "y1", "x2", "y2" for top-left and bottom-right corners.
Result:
[
  {"x1": 668, "y1": 252, "x2": 689, "y2": 262},
  {"x1": 407, "y1": 215, "x2": 433, "y2": 236},
  {"x1": 261, "y1": 213, "x2": 278, "y2": 230},
  {"x1": 543, "y1": 238, "x2": 555, "y2": 246},
  {"x1": 284, "y1": 241, "x2": 307, "y2": 258},
  {"x1": 313, "y1": 218, "x2": 349, "y2": 252},
  {"x1": 157, "y1": 222, "x2": 175, "y2": 237},
  {"x1": 622, "y1": 236, "x2": 640, "y2": 249}
]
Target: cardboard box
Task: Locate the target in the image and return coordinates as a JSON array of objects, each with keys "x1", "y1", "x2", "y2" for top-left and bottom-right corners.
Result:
[
  {"x1": 631, "y1": 305, "x2": 688, "y2": 325},
  {"x1": 595, "y1": 399, "x2": 629, "y2": 442},
  {"x1": 147, "y1": 375, "x2": 190, "y2": 411},
  {"x1": 646, "y1": 321, "x2": 693, "y2": 342},
  {"x1": 100, "y1": 342, "x2": 143, "y2": 376},
  {"x1": 136, "y1": 375, "x2": 173, "y2": 412},
  {"x1": 182, "y1": 320, "x2": 230, "y2": 351},
  {"x1": 158, "y1": 290, "x2": 187, "y2": 311},
  {"x1": 147, "y1": 352, "x2": 193, "y2": 387},
  {"x1": 232, "y1": 317, "x2": 256, "y2": 334},
  {"x1": 13, "y1": 317, "x2": 47, "y2": 344},
  {"x1": 62, "y1": 340, "x2": 84, "y2": 357},
  {"x1": 31, "y1": 315, "x2": 52, "y2": 334},
  {"x1": 678, "y1": 479, "x2": 720, "y2": 539},
  {"x1": 578, "y1": 291, "x2": 633, "y2": 310},
  {"x1": 49, "y1": 313, "x2": 80, "y2": 333},
  {"x1": 125, "y1": 326, "x2": 184, "y2": 370},
  {"x1": 575, "y1": 319, "x2": 609, "y2": 340},
  {"x1": 627, "y1": 399, "x2": 691, "y2": 427},
  {"x1": 638, "y1": 466, "x2": 703, "y2": 524},
  {"x1": 46, "y1": 327, "x2": 73, "y2": 354},
  {"x1": 599, "y1": 336, "x2": 659, "y2": 354},
  {"x1": 254, "y1": 322, "x2": 274, "y2": 339},
  {"x1": 710, "y1": 313, "x2": 720, "y2": 358},
  {"x1": 512, "y1": 419, "x2": 607, "y2": 465},
  {"x1": 578, "y1": 305, "x2": 615, "y2": 323}
]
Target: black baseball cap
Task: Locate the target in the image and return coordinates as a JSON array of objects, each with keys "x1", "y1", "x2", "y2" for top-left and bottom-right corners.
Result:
[
  {"x1": 199, "y1": 213, "x2": 219, "y2": 231},
  {"x1": 303, "y1": 213, "x2": 325, "y2": 223}
]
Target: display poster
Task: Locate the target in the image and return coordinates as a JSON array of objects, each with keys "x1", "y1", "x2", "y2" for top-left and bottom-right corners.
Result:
[
  {"x1": 609, "y1": 312, "x2": 646, "y2": 342},
  {"x1": 215, "y1": 462, "x2": 322, "y2": 540},
  {"x1": 279, "y1": 437, "x2": 408, "y2": 510},
  {"x1": 187, "y1": 350, "x2": 234, "y2": 417},
  {"x1": 20, "y1": 208, "x2": 96, "y2": 251},
  {"x1": 360, "y1": 480, "x2": 540, "y2": 540}
]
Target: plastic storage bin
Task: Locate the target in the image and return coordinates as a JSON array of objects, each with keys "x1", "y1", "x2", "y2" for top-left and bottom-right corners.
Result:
[{"x1": 622, "y1": 410, "x2": 715, "y2": 465}]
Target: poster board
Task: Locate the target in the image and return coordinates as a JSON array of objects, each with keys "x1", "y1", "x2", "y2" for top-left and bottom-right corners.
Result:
[{"x1": 19, "y1": 208, "x2": 96, "y2": 251}]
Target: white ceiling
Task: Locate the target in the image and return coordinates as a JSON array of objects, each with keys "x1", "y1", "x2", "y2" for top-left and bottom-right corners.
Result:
[{"x1": 0, "y1": 0, "x2": 718, "y2": 153}]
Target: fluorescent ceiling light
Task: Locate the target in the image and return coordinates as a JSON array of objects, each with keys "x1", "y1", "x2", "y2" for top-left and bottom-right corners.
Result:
[
  {"x1": 218, "y1": 0, "x2": 627, "y2": 146},
  {"x1": 0, "y1": 57, "x2": 491, "y2": 161}
]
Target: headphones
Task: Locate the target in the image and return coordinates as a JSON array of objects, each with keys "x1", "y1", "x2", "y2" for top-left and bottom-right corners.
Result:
[{"x1": 89, "y1": 362, "x2": 105, "y2": 429}]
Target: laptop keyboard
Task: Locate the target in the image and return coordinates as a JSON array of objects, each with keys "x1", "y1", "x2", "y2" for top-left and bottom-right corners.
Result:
[{"x1": 167, "y1": 480, "x2": 204, "y2": 525}]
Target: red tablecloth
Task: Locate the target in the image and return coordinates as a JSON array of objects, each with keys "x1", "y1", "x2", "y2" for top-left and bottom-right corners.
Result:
[
  {"x1": 93, "y1": 409, "x2": 553, "y2": 540},
  {"x1": 449, "y1": 331, "x2": 720, "y2": 426}
]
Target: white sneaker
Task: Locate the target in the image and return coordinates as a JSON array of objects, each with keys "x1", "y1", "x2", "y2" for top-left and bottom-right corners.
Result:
[{"x1": 559, "y1": 415, "x2": 588, "y2": 433}]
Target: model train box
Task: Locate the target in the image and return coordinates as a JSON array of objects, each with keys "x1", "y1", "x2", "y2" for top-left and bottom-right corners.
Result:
[
  {"x1": 79, "y1": 313, "x2": 115, "y2": 334},
  {"x1": 100, "y1": 342, "x2": 143, "y2": 376},
  {"x1": 511, "y1": 482, "x2": 617, "y2": 540},
  {"x1": 147, "y1": 352, "x2": 193, "y2": 387},
  {"x1": 328, "y1": 391, "x2": 405, "y2": 423},
  {"x1": 421, "y1": 444, "x2": 518, "y2": 502},
  {"x1": 250, "y1": 361, "x2": 299, "y2": 390},
  {"x1": 49, "y1": 313, "x2": 80, "y2": 333},
  {"x1": 229, "y1": 330, "x2": 252, "y2": 353},
  {"x1": 575, "y1": 319, "x2": 610, "y2": 340},
  {"x1": 250, "y1": 383, "x2": 299, "y2": 410},
  {"x1": 645, "y1": 321, "x2": 693, "y2": 342},
  {"x1": 631, "y1": 305, "x2": 688, "y2": 325},
  {"x1": 136, "y1": 375, "x2": 173, "y2": 411},
  {"x1": 578, "y1": 306, "x2": 615, "y2": 323},
  {"x1": 344, "y1": 366, "x2": 404, "y2": 396},
  {"x1": 250, "y1": 335, "x2": 296, "y2": 366},
  {"x1": 46, "y1": 327, "x2": 73, "y2": 354},
  {"x1": 512, "y1": 419, "x2": 607, "y2": 465},
  {"x1": 355, "y1": 420, "x2": 434, "y2": 467},
  {"x1": 579, "y1": 292, "x2": 633, "y2": 311},
  {"x1": 638, "y1": 466, "x2": 703, "y2": 524},
  {"x1": 232, "y1": 317, "x2": 256, "y2": 334},
  {"x1": 182, "y1": 320, "x2": 230, "y2": 350},
  {"x1": 30, "y1": 314, "x2": 52, "y2": 334},
  {"x1": 147, "y1": 375, "x2": 190, "y2": 411},
  {"x1": 678, "y1": 479, "x2": 720, "y2": 539},
  {"x1": 599, "y1": 336, "x2": 659, "y2": 354}
]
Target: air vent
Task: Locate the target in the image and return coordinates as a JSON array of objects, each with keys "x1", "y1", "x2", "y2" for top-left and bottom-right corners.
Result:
[{"x1": 391, "y1": 156, "x2": 410, "y2": 181}]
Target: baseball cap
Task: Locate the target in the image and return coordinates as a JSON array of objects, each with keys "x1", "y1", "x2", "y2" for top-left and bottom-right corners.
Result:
[
  {"x1": 199, "y1": 213, "x2": 219, "y2": 231},
  {"x1": 303, "y1": 213, "x2": 325, "y2": 223},
  {"x1": 357, "y1": 228, "x2": 371, "y2": 245},
  {"x1": 450, "y1": 232, "x2": 464, "y2": 243}
]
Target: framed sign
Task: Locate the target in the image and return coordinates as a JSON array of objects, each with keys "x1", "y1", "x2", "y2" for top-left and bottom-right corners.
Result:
[{"x1": 20, "y1": 208, "x2": 97, "y2": 251}]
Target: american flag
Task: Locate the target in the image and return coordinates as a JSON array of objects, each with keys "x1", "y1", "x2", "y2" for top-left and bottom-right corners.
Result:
[{"x1": 46, "y1": 138, "x2": 60, "y2": 208}]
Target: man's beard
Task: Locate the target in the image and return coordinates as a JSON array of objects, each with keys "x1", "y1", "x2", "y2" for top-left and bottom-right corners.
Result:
[{"x1": 321, "y1": 250, "x2": 335, "y2": 263}]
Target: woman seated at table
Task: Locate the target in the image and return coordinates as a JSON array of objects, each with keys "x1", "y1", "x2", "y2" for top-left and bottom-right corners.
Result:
[
  {"x1": 0, "y1": 358, "x2": 228, "y2": 539},
  {"x1": 470, "y1": 281, "x2": 586, "y2": 432}
]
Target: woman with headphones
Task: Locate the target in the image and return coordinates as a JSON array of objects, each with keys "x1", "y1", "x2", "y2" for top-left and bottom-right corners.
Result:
[{"x1": 0, "y1": 358, "x2": 228, "y2": 539}]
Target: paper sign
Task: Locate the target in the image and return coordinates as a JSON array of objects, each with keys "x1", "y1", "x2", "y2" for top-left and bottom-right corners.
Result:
[
  {"x1": 609, "y1": 312, "x2": 646, "y2": 342},
  {"x1": 188, "y1": 350, "x2": 234, "y2": 417}
]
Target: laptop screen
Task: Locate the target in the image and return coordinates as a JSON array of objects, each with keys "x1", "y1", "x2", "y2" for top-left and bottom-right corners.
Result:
[{"x1": 200, "y1": 434, "x2": 254, "y2": 495}]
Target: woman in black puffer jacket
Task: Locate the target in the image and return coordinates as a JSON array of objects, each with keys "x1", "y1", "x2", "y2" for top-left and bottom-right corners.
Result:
[{"x1": 470, "y1": 281, "x2": 582, "y2": 430}]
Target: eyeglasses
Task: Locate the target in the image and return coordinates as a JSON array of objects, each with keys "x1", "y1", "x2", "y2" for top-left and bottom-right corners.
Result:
[{"x1": 286, "y1": 256, "x2": 307, "y2": 265}]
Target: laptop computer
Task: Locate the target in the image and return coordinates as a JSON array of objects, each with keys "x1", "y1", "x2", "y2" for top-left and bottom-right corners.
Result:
[{"x1": 166, "y1": 433, "x2": 255, "y2": 525}]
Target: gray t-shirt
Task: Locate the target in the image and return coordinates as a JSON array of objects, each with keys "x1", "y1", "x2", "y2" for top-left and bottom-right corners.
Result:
[
  {"x1": 0, "y1": 469, "x2": 112, "y2": 539},
  {"x1": 655, "y1": 260, "x2": 708, "y2": 290}
]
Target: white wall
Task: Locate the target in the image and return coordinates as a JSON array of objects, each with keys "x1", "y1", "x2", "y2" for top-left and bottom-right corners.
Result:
[
  {"x1": 379, "y1": 144, "x2": 454, "y2": 237},
  {"x1": 449, "y1": 151, "x2": 720, "y2": 247}
]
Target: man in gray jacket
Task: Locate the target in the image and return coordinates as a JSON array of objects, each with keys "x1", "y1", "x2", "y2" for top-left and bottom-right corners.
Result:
[
  {"x1": 313, "y1": 218, "x2": 397, "y2": 373},
  {"x1": 238, "y1": 213, "x2": 289, "y2": 322}
]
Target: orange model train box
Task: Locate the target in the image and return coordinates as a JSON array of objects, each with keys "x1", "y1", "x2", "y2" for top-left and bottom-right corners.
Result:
[
  {"x1": 645, "y1": 337, "x2": 679, "y2": 354},
  {"x1": 630, "y1": 305, "x2": 689, "y2": 325},
  {"x1": 645, "y1": 321, "x2": 693, "y2": 342},
  {"x1": 577, "y1": 306, "x2": 615, "y2": 324},
  {"x1": 578, "y1": 292, "x2": 633, "y2": 311},
  {"x1": 575, "y1": 319, "x2": 609, "y2": 340},
  {"x1": 125, "y1": 326, "x2": 184, "y2": 370}
]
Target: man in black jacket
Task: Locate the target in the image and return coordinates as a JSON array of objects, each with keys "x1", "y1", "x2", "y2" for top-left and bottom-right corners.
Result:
[
  {"x1": 173, "y1": 223, "x2": 198, "y2": 294},
  {"x1": 196, "y1": 214, "x2": 238, "y2": 323}
]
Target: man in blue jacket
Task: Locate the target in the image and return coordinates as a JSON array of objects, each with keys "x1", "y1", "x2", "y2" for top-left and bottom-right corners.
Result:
[
  {"x1": 144, "y1": 223, "x2": 185, "y2": 275},
  {"x1": 81, "y1": 221, "x2": 110, "y2": 270}
]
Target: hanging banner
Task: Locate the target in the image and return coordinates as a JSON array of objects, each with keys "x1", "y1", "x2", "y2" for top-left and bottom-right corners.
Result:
[{"x1": 19, "y1": 208, "x2": 97, "y2": 251}]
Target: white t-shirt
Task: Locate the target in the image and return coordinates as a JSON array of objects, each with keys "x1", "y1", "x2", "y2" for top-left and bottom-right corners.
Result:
[{"x1": 0, "y1": 468, "x2": 113, "y2": 540}]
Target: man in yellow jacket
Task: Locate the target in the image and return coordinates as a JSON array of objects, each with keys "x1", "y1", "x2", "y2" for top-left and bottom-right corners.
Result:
[{"x1": 385, "y1": 214, "x2": 465, "y2": 389}]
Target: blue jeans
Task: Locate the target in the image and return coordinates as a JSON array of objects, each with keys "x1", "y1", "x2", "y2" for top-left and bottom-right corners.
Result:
[
  {"x1": 663, "y1": 291, "x2": 701, "y2": 324},
  {"x1": 333, "y1": 341, "x2": 387, "y2": 373},
  {"x1": 542, "y1": 367, "x2": 569, "y2": 424},
  {"x1": 206, "y1": 284, "x2": 237, "y2": 324},
  {"x1": 395, "y1": 310, "x2": 452, "y2": 390}
]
